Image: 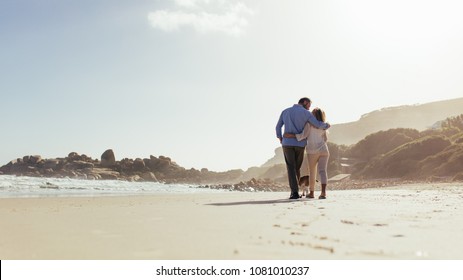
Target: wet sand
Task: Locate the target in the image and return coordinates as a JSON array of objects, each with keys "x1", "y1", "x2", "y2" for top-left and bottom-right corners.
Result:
[{"x1": 1, "y1": 183, "x2": 462, "y2": 259}]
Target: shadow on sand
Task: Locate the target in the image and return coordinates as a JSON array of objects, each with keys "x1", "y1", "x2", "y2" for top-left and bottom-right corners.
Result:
[{"x1": 206, "y1": 198, "x2": 306, "y2": 206}]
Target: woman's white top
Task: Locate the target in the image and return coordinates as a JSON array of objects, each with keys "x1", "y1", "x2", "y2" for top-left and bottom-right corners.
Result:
[{"x1": 296, "y1": 122, "x2": 329, "y2": 154}]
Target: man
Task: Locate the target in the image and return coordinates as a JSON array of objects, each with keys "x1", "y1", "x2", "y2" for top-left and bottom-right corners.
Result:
[{"x1": 275, "y1": 97, "x2": 330, "y2": 199}]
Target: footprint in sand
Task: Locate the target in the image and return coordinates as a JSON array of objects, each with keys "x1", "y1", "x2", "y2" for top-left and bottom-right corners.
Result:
[
  {"x1": 313, "y1": 235, "x2": 340, "y2": 243},
  {"x1": 285, "y1": 240, "x2": 335, "y2": 254}
]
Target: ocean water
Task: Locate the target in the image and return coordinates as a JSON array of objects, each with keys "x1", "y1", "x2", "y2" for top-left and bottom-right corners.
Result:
[{"x1": 0, "y1": 175, "x2": 226, "y2": 198}]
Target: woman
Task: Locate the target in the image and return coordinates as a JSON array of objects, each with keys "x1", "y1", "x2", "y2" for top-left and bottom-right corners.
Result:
[{"x1": 284, "y1": 108, "x2": 329, "y2": 199}]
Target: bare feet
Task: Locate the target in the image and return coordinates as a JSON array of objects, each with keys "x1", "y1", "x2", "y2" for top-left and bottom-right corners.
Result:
[
  {"x1": 319, "y1": 184, "x2": 327, "y2": 199},
  {"x1": 306, "y1": 191, "x2": 315, "y2": 199}
]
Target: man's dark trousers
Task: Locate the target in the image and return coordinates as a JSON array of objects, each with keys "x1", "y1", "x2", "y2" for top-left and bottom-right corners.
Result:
[{"x1": 283, "y1": 146, "x2": 305, "y2": 197}]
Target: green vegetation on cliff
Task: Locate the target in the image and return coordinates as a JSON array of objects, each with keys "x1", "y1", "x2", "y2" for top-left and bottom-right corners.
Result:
[{"x1": 351, "y1": 114, "x2": 463, "y2": 180}]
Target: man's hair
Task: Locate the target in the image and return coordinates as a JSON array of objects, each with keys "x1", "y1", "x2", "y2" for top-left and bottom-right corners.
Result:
[{"x1": 298, "y1": 97, "x2": 311, "y2": 104}]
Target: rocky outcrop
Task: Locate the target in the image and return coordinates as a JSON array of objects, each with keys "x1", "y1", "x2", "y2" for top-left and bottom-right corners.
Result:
[
  {"x1": 101, "y1": 149, "x2": 116, "y2": 167},
  {"x1": 0, "y1": 151, "x2": 120, "y2": 181},
  {"x1": 198, "y1": 178, "x2": 286, "y2": 192},
  {"x1": 0, "y1": 149, "x2": 254, "y2": 185}
]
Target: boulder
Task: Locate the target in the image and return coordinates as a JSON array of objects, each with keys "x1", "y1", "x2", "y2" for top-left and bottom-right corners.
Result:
[
  {"x1": 65, "y1": 152, "x2": 95, "y2": 162},
  {"x1": 10, "y1": 163, "x2": 29, "y2": 173},
  {"x1": 19, "y1": 155, "x2": 42, "y2": 165},
  {"x1": 87, "y1": 173, "x2": 102, "y2": 180},
  {"x1": 67, "y1": 152, "x2": 80, "y2": 161},
  {"x1": 147, "y1": 155, "x2": 161, "y2": 170},
  {"x1": 30, "y1": 155, "x2": 42, "y2": 164},
  {"x1": 141, "y1": 172, "x2": 158, "y2": 182},
  {"x1": 101, "y1": 149, "x2": 116, "y2": 167},
  {"x1": 453, "y1": 172, "x2": 463, "y2": 181},
  {"x1": 129, "y1": 175, "x2": 142, "y2": 182},
  {"x1": 157, "y1": 157, "x2": 171, "y2": 171},
  {"x1": 42, "y1": 168, "x2": 55, "y2": 175},
  {"x1": 66, "y1": 160, "x2": 94, "y2": 170},
  {"x1": 92, "y1": 167, "x2": 120, "y2": 180},
  {"x1": 118, "y1": 158, "x2": 133, "y2": 173},
  {"x1": 79, "y1": 154, "x2": 94, "y2": 162},
  {"x1": 133, "y1": 158, "x2": 146, "y2": 172},
  {"x1": 42, "y1": 159, "x2": 60, "y2": 170}
]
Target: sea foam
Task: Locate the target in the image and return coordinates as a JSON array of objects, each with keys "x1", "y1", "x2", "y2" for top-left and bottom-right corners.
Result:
[{"x1": 0, "y1": 175, "x2": 225, "y2": 198}]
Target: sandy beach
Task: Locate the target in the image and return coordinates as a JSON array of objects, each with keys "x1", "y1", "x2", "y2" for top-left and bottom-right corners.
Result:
[{"x1": 1, "y1": 183, "x2": 463, "y2": 260}]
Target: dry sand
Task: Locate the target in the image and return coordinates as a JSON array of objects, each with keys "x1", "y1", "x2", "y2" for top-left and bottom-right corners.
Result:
[{"x1": 1, "y1": 183, "x2": 463, "y2": 259}]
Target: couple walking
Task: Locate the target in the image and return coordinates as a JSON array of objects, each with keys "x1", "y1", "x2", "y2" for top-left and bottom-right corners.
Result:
[{"x1": 276, "y1": 97, "x2": 330, "y2": 200}]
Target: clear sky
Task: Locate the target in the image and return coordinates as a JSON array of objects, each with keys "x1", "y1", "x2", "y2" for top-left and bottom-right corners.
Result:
[{"x1": 1, "y1": 0, "x2": 463, "y2": 171}]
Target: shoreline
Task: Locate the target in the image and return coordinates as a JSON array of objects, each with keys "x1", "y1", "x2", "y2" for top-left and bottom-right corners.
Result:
[
  {"x1": 2, "y1": 173, "x2": 461, "y2": 197},
  {"x1": 1, "y1": 183, "x2": 462, "y2": 259}
]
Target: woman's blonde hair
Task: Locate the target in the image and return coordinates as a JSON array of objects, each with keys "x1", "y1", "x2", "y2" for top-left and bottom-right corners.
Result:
[{"x1": 312, "y1": 107, "x2": 326, "y2": 122}]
